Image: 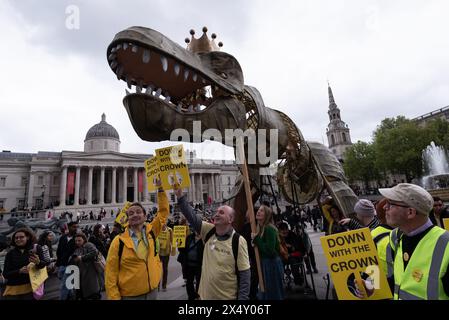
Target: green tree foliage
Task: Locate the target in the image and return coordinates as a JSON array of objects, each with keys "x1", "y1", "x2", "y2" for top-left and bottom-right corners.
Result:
[
  {"x1": 343, "y1": 141, "x2": 380, "y2": 188},
  {"x1": 424, "y1": 118, "x2": 449, "y2": 150},
  {"x1": 373, "y1": 116, "x2": 430, "y2": 182}
]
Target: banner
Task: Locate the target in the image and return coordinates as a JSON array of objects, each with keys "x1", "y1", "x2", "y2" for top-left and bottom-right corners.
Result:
[
  {"x1": 67, "y1": 172, "x2": 75, "y2": 195},
  {"x1": 145, "y1": 144, "x2": 191, "y2": 192},
  {"x1": 172, "y1": 225, "x2": 187, "y2": 248},
  {"x1": 115, "y1": 201, "x2": 132, "y2": 228},
  {"x1": 443, "y1": 218, "x2": 449, "y2": 231},
  {"x1": 320, "y1": 228, "x2": 392, "y2": 300},
  {"x1": 138, "y1": 170, "x2": 143, "y2": 193}
]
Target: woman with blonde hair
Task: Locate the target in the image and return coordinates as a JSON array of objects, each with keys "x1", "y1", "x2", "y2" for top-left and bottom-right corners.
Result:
[{"x1": 252, "y1": 205, "x2": 285, "y2": 300}]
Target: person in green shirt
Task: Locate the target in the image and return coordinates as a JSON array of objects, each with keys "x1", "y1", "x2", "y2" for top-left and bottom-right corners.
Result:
[{"x1": 252, "y1": 205, "x2": 285, "y2": 300}]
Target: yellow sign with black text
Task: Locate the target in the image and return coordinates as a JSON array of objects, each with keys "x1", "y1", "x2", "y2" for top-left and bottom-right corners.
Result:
[
  {"x1": 145, "y1": 145, "x2": 191, "y2": 192},
  {"x1": 115, "y1": 202, "x2": 132, "y2": 228},
  {"x1": 320, "y1": 228, "x2": 392, "y2": 300},
  {"x1": 172, "y1": 225, "x2": 187, "y2": 248},
  {"x1": 443, "y1": 218, "x2": 449, "y2": 231},
  {"x1": 158, "y1": 230, "x2": 169, "y2": 249}
]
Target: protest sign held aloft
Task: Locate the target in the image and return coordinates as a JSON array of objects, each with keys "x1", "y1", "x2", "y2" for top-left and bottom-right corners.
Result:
[
  {"x1": 115, "y1": 202, "x2": 132, "y2": 228},
  {"x1": 145, "y1": 144, "x2": 191, "y2": 192},
  {"x1": 320, "y1": 228, "x2": 392, "y2": 300}
]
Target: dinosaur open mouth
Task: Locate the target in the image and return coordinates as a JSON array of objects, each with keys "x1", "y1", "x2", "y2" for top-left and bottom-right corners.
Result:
[{"x1": 108, "y1": 40, "x2": 224, "y2": 113}]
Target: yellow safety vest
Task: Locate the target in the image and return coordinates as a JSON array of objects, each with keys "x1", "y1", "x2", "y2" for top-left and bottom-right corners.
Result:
[
  {"x1": 387, "y1": 226, "x2": 449, "y2": 300},
  {"x1": 371, "y1": 225, "x2": 392, "y2": 277}
]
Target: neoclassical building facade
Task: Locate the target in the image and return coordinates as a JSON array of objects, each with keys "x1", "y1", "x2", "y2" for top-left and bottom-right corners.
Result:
[{"x1": 0, "y1": 114, "x2": 238, "y2": 213}]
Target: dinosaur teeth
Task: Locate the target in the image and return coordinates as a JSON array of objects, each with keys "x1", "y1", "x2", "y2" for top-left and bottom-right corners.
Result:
[
  {"x1": 136, "y1": 85, "x2": 142, "y2": 93},
  {"x1": 108, "y1": 53, "x2": 116, "y2": 61},
  {"x1": 195, "y1": 104, "x2": 200, "y2": 112},
  {"x1": 110, "y1": 61, "x2": 117, "y2": 69},
  {"x1": 192, "y1": 73, "x2": 198, "y2": 82},
  {"x1": 184, "y1": 69, "x2": 190, "y2": 82},
  {"x1": 126, "y1": 77, "x2": 132, "y2": 89},
  {"x1": 142, "y1": 50, "x2": 150, "y2": 63},
  {"x1": 123, "y1": 43, "x2": 128, "y2": 50},
  {"x1": 154, "y1": 88, "x2": 162, "y2": 97},
  {"x1": 177, "y1": 104, "x2": 182, "y2": 112},
  {"x1": 188, "y1": 105, "x2": 193, "y2": 113},
  {"x1": 125, "y1": 89, "x2": 130, "y2": 96},
  {"x1": 165, "y1": 96, "x2": 171, "y2": 103},
  {"x1": 201, "y1": 77, "x2": 206, "y2": 84},
  {"x1": 116, "y1": 44, "x2": 122, "y2": 51},
  {"x1": 174, "y1": 64, "x2": 180, "y2": 76},
  {"x1": 132, "y1": 45, "x2": 138, "y2": 53},
  {"x1": 160, "y1": 56, "x2": 168, "y2": 72},
  {"x1": 111, "y1": 47, "x2": 117, "y2": 53},
  {"x1": 145, "y1": 85, "x2": 153, "y2": 95},
  {"x1": 116, "y1": 65, "x2": 124, "y2": 80}
]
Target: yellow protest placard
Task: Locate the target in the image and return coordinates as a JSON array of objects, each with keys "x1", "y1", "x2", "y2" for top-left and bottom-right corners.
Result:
[
  {"x1": 158, "y1": 230, "x2": 169, "y2": 249},
  {"x1": 144, "y1": 156, "x2": 160, "y2": 192},
  {"x1": 28, "y1": 263, "x2": 48, "y2": 292},
  {"x1": 172, "y1": 225, "x2": 187, "y2": 248},
  {"x1": 115, "y1": 202, "x2": 132, "y2": 228},
  {"x1": 443, "y1": 218, "x2": 449, "y2": 231},
  {"x1": 320, "y1": 228, "x2": 392, "y2": 300},
  {"x1": 156, "y1": 145, "x2": 191, "y2": 191}
]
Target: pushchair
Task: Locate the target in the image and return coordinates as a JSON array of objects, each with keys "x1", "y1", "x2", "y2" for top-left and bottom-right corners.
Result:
[{"x1": 283, "y1": 251, "x2": 307, "y2": 291}]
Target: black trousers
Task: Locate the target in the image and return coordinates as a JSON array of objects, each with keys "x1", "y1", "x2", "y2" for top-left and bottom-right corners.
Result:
[
  {"x1": 185, "y1": 264, "x2": 201, "y2": 300},
  {"x1": 160, "y1": 255, "x2": 170, "y2": 289}
]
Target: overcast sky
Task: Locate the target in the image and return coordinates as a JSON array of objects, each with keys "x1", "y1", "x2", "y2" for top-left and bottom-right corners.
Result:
[{"x1": 1, "y1": 0, "x2": 448, "y2": 159}]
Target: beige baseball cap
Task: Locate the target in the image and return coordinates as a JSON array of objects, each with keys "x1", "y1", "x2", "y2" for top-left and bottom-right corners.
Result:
[{"x1": 378, "y1": 183, "x2": 434, "y2": 216}]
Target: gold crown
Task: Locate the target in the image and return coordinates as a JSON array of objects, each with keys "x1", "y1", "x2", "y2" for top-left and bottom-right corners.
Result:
[{"x1": 185, "y1": 27, "x2": 223, "y2": 54}]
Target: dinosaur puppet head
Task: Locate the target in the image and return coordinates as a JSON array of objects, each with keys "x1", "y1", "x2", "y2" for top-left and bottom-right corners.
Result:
[{"x1": 107, "y1": 26, "x2": 247, "y2": 143}]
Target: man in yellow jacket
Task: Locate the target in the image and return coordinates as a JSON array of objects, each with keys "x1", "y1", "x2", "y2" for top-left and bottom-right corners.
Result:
[{"x1": 105, "y1": 179, "x2": 168, "y2": 300}]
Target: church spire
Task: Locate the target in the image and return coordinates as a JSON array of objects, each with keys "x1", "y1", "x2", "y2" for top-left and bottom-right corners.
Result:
[{"x1": 328, "y1": 82, "x2": 337, "y2": 110}]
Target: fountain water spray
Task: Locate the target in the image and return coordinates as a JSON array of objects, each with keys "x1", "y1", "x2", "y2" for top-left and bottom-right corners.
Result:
[{"x1": 422, "y1": 141, "x2": 449, "y2": 189}]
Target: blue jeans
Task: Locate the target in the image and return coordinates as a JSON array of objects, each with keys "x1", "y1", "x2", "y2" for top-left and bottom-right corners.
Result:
[{"x1": 58, "y1": 266, "x2": 74, "y2": 300}]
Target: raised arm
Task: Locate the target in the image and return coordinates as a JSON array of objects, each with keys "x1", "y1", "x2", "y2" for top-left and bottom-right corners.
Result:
[
  {"x1": 150, "y1": 177, "x2": 169, "y2": 237},
  {"x1": 174, "y1": 184, "x2": 202, "y2": 234}
]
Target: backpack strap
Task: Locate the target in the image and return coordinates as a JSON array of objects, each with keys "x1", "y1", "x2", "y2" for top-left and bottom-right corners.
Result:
[
  {"x1": 149, "y1": 230, "x2": 158, "y2": 257},
  {"x1": 232, "y1": 231, "x2": 241, "y2": 300},
  {"x1": 204, "y1": 227, "x2": 216, "y2": 244}
]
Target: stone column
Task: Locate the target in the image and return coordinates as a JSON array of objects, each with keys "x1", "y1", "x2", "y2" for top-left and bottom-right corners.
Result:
[
  {"x1": 74, "y1": 166, "x2": 81, "y2": 206},
  {"x1": 87, "y1": 167, "x2": 93, "y2": 205},
  {"x1": 199, "y1": 173, "x2": 203, "y2": 204},
  {"x1": 211, "y1": 173, "x2": 216, "y2": 201},
  {"x1": 28, "y1": 172, "x2": 35, "y2": 209},
  {"x1": 100, "y1": 167, "x2": 105, "y2": 205},
  {"x1": 192, "y1": 174, "x2": 196, "y2": 203},
  {"x1": 143, "y1": 168, "x2": 148, "y2": 203},
  {"x1": 134, "y1": 168, "x2": 138, "y2": 202},
  {"x1": 215, "y1": 174, "x2": 221, "y2": 200},
  {"x1": 122, "y1": 167, "x2": 127, "y2": 203},
  {"x1": 112, "y1": 167, "x2": 117, "y2": 204},
  {"x1": 59, "y1": 166, "x2": 67, "y2": 207},
  {"x1": 189, "y1": 174, "x2": 193, "y2": 202}
]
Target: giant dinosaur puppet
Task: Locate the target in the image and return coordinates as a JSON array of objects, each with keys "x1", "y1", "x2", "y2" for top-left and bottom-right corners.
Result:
[{"x1": 106, "y1": 26, "x2": 358, "y2": 229}]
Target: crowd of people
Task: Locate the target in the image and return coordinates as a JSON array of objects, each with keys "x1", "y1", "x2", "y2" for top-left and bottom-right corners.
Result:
[{"x1": 0, "y1": 181, "x2": 448, "y2": 300}]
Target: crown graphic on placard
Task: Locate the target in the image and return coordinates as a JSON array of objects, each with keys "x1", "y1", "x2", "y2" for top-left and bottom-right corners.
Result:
[{"x1": 185, "y1": 27, "x2": 223, "y2": 54}]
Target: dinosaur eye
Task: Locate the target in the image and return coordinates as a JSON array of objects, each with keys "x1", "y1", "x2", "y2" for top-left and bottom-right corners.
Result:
[{"x1": 220, "y1": 72, "x2": 228, "y2": 79}]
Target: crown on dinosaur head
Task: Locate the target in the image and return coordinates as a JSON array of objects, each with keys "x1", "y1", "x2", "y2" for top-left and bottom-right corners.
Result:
[{"x1": 185, "y1": 27, "x2": 223, "y2": 54}]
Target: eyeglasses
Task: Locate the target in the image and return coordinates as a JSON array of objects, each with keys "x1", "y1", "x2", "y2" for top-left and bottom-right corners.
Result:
[{"x1": 385, "y1": 201, "x2": 409, "y2": 210}]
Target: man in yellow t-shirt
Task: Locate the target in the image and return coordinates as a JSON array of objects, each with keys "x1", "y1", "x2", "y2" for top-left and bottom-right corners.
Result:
[{"x1": 174, "y1": 185, "x2": 250, "y2": 300}]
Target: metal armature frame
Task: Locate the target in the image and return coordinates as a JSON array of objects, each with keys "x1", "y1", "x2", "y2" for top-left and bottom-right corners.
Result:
[{"x1": 290, "y1": 178, "x2": 318, "y2": 299}]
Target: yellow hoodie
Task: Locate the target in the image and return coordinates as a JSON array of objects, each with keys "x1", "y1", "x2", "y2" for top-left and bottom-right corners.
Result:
[{"x1": 105, "y1": 190, "x2": 169, "y2": 299}]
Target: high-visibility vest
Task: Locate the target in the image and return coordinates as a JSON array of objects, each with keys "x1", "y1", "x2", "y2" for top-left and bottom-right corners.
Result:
[
  {"x1": 386, "y1": 226, "x2": 449, "y2": 300},
  {"x1": 371, "y1": 225, "x2": 392, "y2": 277}
]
